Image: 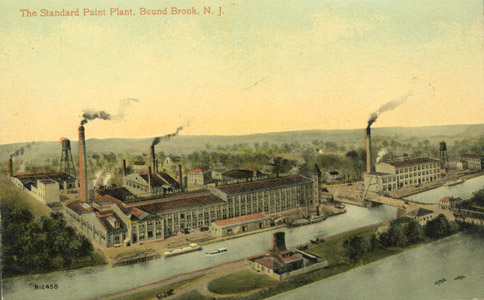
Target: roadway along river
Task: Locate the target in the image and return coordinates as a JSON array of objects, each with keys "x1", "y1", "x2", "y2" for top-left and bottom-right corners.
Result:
[
  {"x1": 3, "y1": 205, "x2": 397, "y2": 300},
  {"x1": 274, "y1": 232, "x2": 484, "y2": 300},
  {"x1": 405, "y1": 174, "x2": 484, "y2": 204}
]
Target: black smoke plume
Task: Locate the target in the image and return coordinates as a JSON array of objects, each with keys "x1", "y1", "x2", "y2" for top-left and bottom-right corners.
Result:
[
  {"x1": 367, "y1": 91, "x2": 413, "y2": 127},
  {"x1": 152, "y1": 126, "x2": 183, "y2": 146},
  {"x1": 10, "y1": 143, "x2": 32, "y2": 159},
  {"x1": 80, "y1": 98, "x2": 139, "y2": 125}
]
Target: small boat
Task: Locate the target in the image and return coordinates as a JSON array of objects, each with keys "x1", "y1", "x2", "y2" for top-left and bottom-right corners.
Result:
[
  {"x1": 163, "y1": 243, "x2": 202, "y2": 258},
  {"x1": 206, "y1": 248, "x2": 228, "y2": 255}
]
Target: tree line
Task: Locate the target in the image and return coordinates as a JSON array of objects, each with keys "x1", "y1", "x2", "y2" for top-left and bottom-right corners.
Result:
[
  {"x1": 2, "y1": 208, "x2": 101, "y2": 278},
  {"x1": 343, "y1": 215, "x2": 456, "y2": 262}
]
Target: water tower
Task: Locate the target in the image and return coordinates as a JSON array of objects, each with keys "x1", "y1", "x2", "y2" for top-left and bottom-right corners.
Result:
[
  {"x1": 439, "y1": 141, "x2": 449, "y2": 172},
  {"x1": 60, "y1": 137, "x2": 76, "y2": 177}
]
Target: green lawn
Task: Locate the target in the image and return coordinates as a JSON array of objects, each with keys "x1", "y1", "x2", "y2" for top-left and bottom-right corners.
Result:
[
  {"x1": 111, "y1": 276, "x2": 203, "y2": 300},
  {"x1": 305, "y1": 223, "x2": 381, "y2": 264},
  {"x1": 173, "y1": 290, "x2": 213, "y2": 300},
  {"x1": 0, "y1": 174, "x2": 51, "y2": 218},
  {"x1": 208, "y1": 269, "x2": 277, "y2": 295}
]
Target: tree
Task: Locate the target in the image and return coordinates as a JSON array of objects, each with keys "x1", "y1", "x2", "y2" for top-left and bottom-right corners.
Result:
[
  {"x1": 380, "y1": 221, "x2": 407, "y2": 247},
  {"x1": 343, "y1": 236, "x2": 368, "y2": 262},
  {"x1": 405, "y1": 219, "x2": 424, "y2": 244},
  {"x1": 368, "y1": 233, "x2": 383, "y2": 252},
  {"x1": 424, "y1": 214, "x2": 452, "y2": 239}
]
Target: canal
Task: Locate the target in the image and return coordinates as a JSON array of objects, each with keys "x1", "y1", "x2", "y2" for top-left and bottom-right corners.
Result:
[
  {"x1": 405, "y1": 175, "x2": 484, "y2": 204},
  {"x1": 3, "y1": 205, "x2": 397, "y2": 300}
]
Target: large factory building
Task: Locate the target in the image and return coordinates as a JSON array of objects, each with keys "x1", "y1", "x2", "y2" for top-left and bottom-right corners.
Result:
[
  {"x1": 63, "y1": 124, "x2": 319, "y2": 248},
  {"x1": 65, "y1": 174, "x2": 315, "y2": 247},
  {"x1": 363, "y1": 124, "x2": 440, "y2": 194},
  {"x1": 365, "y1": 155, "x2": 441, "y2": 193}
]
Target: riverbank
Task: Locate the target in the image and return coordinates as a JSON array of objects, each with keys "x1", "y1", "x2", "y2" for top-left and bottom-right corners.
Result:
[
  {"x1": 108, "y1": 215, "x2": 466, "y2": 300},
  {"x1": 97, "y1": 220, "x2": 402, "y2": 300},
  {"x1": 392, "y1": 171, "x2": 483, "y2": 199}
]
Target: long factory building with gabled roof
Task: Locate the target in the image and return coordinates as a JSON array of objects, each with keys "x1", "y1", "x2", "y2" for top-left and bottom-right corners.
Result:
[{"x1": 65, "y1": 174, "x2": 317, "y2": 248}]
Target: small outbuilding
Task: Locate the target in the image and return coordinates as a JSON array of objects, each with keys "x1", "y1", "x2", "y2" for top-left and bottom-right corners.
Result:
[{"x1": 209, "y1": 212, "x2": 269, "y2": 237}]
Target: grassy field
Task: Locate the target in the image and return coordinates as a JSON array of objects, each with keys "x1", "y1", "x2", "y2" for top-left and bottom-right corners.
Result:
[
  {"x1": 305, "y1": 223, "x2": 383, "y2": 264},
  {"x1": 110, "y1": 276, "x2": 203, "y2": 300},
  {"x1": 173, "y1": 290, "x2": 213, "y2": 300},
  {"x1": 207, "y1": 269, "x2": 277, "y2": 295},
  {"x1": 0, "y1": 174, "x2": 51, "y2": 218}
]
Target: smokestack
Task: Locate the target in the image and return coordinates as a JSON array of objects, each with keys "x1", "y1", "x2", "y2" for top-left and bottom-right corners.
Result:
[
  {"x1": 365, "y1": 126, "x2": 373, "y2": 174},
  {"x1": 7, "y1": 158, "x2": 13, "y2": 177},
  {"x1": 178, "y1": 164, "x2": 183, "y2": 192},
  {"x1": 78, "y1": 125, "x2": 88, "y2": 201},
  {"x1": 149, "y1": 145, "x2": 156, "y2": 174},
  {"x1": 147, "y1": 166, "x2": 152, "y2": 193},
  {"x1": 122, "y1": 159, "x2": 127, "y2": 177},
  {"x1": 269, "y1": 232, "x2": 288, "y2": 257}
]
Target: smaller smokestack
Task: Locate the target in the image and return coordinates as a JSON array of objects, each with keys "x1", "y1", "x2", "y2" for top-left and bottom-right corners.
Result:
[
  {"x1": 147, "y1": 166, "x2": 152, "y2": 193},
  {"x1": 8, "y1": 158, "x2": 13, "y2": 177},
  {"x1": 149, "y1": 145, "x2": 156, "y2": 174},
  {"x1": 122, "y1": 160, "x2": 127, "y2": 177},
  {"x1": 178, "y1": 164, "x2": 183, "y2": 192}
]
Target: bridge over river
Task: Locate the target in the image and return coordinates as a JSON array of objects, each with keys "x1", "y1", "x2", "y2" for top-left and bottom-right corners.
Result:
[{"x1": 329, "y1": 185, "x2": 455, "y2": 221}]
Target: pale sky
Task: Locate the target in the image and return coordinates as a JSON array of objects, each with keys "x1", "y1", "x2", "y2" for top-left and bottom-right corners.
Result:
[{"x1": 1, "y1": 0, "x2": 483, "y2": 144}]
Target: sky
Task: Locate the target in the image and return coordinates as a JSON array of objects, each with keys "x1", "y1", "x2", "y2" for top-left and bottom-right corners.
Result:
[{"x1": 1, "y1": 0, "x2": 483, "y2": 144}]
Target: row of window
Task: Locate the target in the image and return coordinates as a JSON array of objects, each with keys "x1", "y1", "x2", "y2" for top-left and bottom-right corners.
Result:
[{"x1": 395, "y1": 163, "x2": 438, "y2": 174}]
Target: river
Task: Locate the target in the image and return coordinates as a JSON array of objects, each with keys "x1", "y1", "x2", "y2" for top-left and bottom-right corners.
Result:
[
  {"x1": 3, "y1": 204, "x2": 397, "y2": 300},
  {"x1": 274, "y1": 232, "x2": 484, "y2": 300},
  {"x1": 405, "y1": 175, "x2": 484, "y2": 204}
]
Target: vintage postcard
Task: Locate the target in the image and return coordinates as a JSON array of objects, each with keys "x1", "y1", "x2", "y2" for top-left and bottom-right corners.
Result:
[{"x1": 1, "y1": 0, "x2": 484, "y2": 299}]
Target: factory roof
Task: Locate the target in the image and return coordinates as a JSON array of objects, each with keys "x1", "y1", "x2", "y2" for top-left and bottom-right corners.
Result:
[
  {"x1": 97, "y1": 212, "x2": 126, "y2": 233},
  {"x1": 157, "y1": 171, "x2": 179, "y2": 186},
  {"x1": 439, "y1": 197, "x2": 450, "y2": 204},
  {"x1": 222, "y1": 169, "x2": 262, "y2": 179},
  {"x1": 213, "y1": 213, "x2": 267, "y2": 227},
  {"x1": 66, "y1": 200, "x2": 93, "y2": 215},
  {"x1": 251, "y1": 255, "x2": 284, "y2": 270},
  {"x1": 14, "y1": 171, "x2": 76, "y2": 190},
  {"x1": 14, "y1": 171, "x2": 75, "y2": 181},
  {"x1": 96, "y1": 186, "x2": 135, "y2": 201},
  {"x1": 215, "y1": 175, "x2": 311, "y2": 195},
  {"x1": 126, "y1": 192, "x2": 225, "y2": 214},
  {"x1": 188, "y1": 168, "x2": 207, "y2": 174},
  {"x1": 140, "y1": 173, "x2": 165, "y2": 187},
  {"x1": 460, "y1": 154, "x2": 483, "y2": 159},
  {"x1": 388, "y1": 157, "x2": 438, "y2": 168}
]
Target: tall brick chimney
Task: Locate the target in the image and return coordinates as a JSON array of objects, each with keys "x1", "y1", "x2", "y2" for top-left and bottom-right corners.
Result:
[
  {"x1": 78, "y1": 125, "x2": 88, "y2": 201},
  {"x1": 147, "y1": 166, "x2": 152, "y2": 193},
  {"x1": 178, "y1": 164, "x2": 183, "y2": 192},
  {"x1": 122, "y1": 159, "x2": 127, "y2": 177},
  {"x1": 7, "y1": 158, "x2": 13, "y2": 177},
  {"x1": 149, "y1": 145, "x2": 157, "y2": 174},
  {"x1": 364, "y1": 126, "x2": 373, "y2": 174}
]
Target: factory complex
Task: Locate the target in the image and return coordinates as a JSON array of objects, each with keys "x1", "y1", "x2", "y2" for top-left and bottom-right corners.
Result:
[
  {"x1": 6, "y1": 120, "x2": 483, "y2": 250},
  {"x1": 4, "y1": 125, "x2": 320, "y2": 248}
]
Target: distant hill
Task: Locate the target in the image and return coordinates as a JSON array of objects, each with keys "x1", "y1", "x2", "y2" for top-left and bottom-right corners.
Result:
[{"x1": 1, "y1": 124, "x2": 483, "y2": 162}]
